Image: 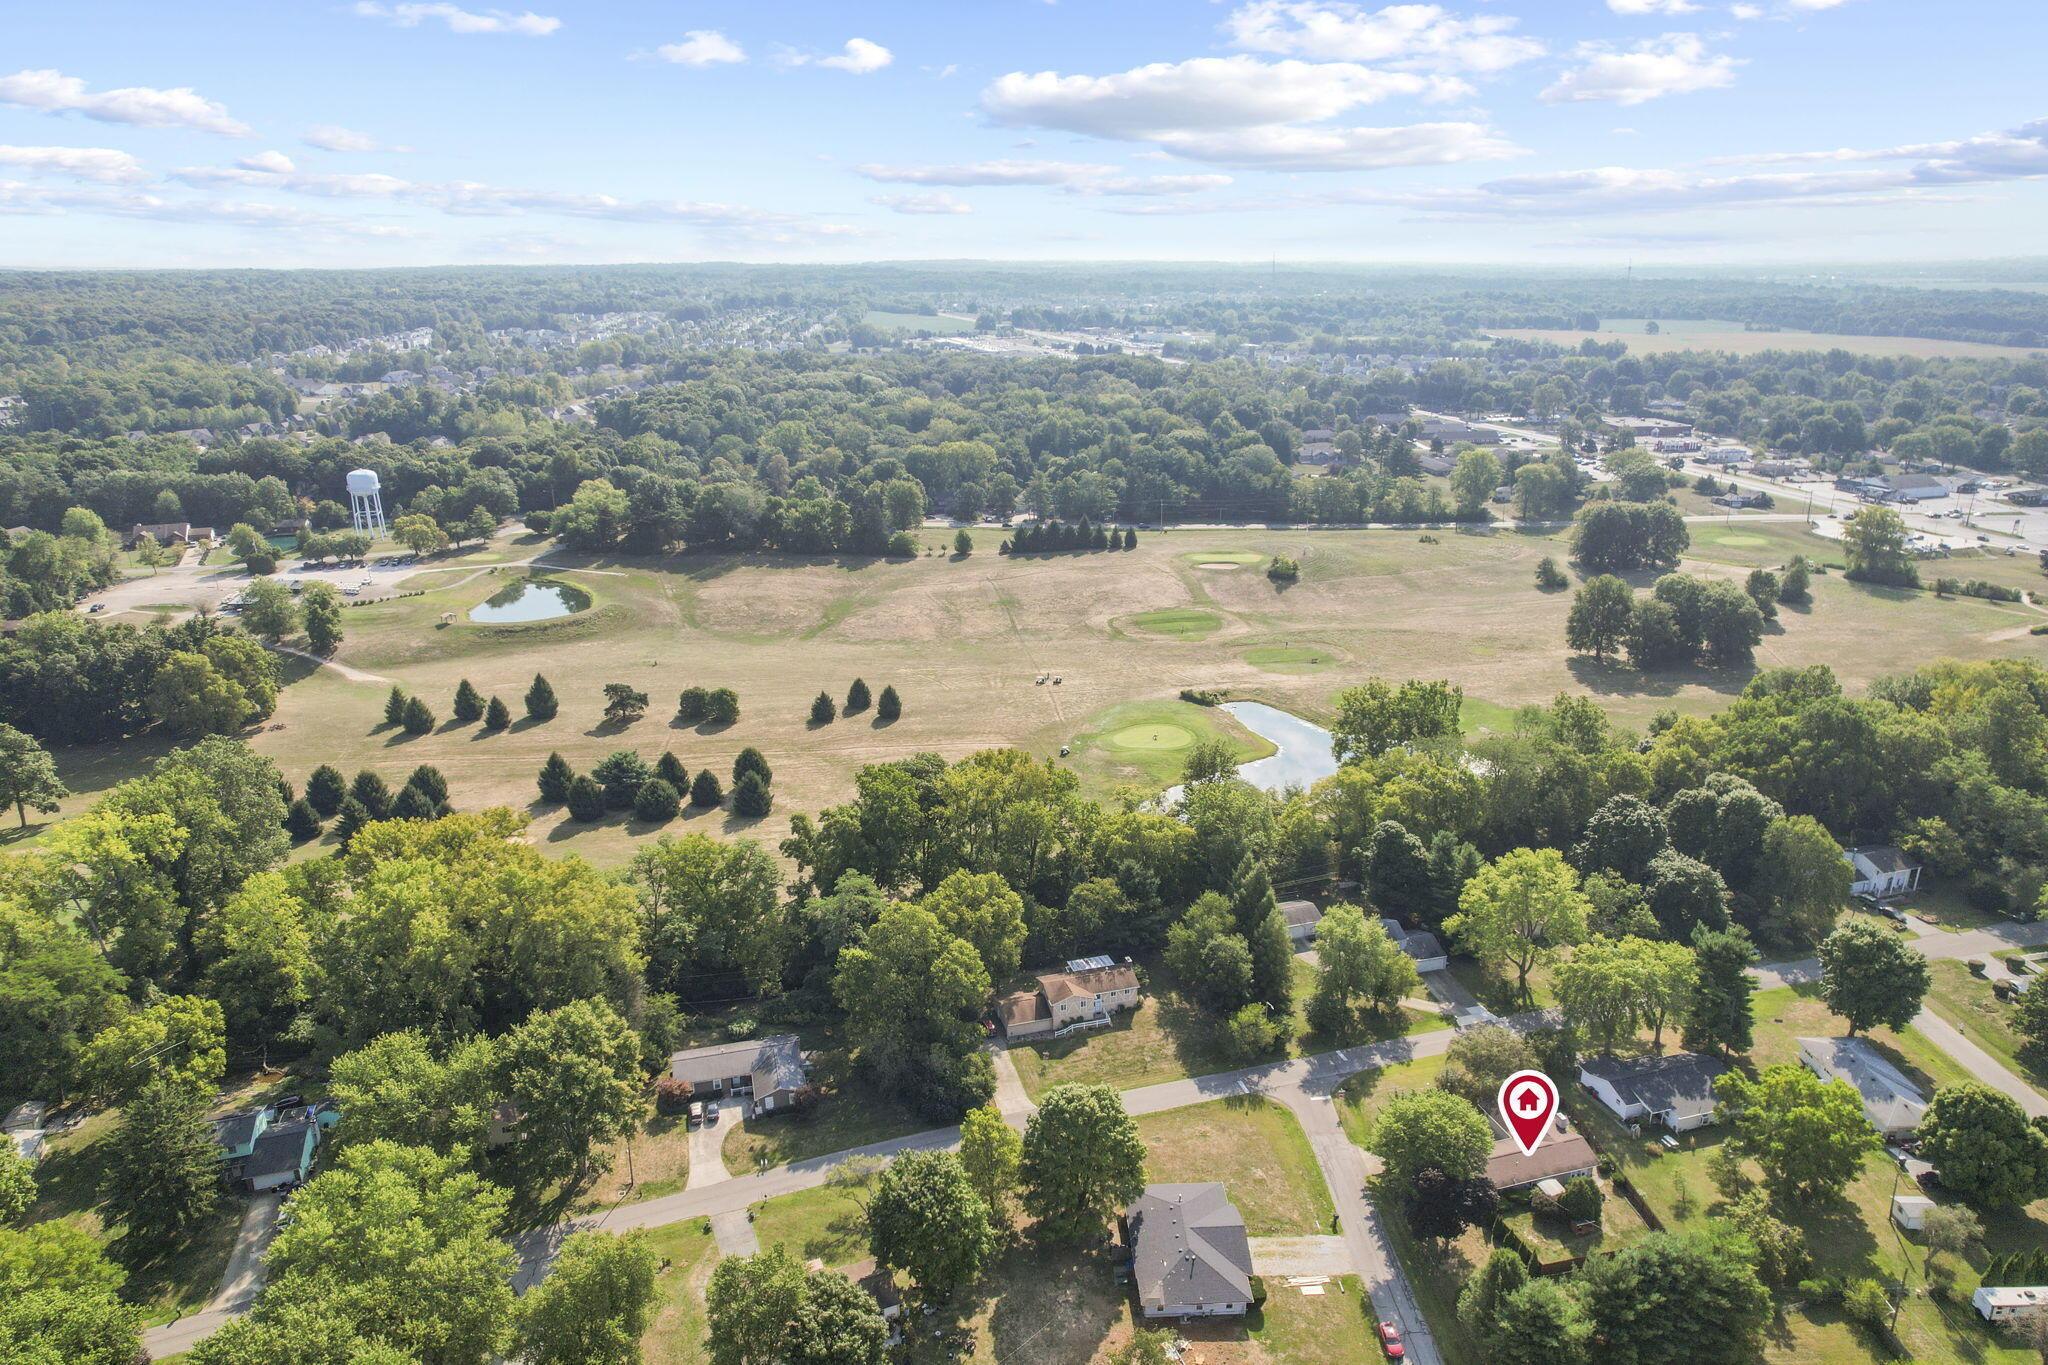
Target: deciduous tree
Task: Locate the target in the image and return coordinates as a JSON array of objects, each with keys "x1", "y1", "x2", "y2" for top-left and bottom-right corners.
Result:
[
  {"x1": 513, "y1": 1229, "x2": 659, "y2": 1365},
  {"x1": 1445, "y1": 847, "x2": 1590, "y2": 1003},
  {"x1": 1367, "y1": 1089, "x2": 1491, "y2": 1185},
  {"x1": 1714, "y1": 1064, "x2": 1878, "y2": 1201},
  {"x1": 0, "y1": 724, "x2": 65, "y2": 828},
  {"x1": 1019, "y1": 1084, "x2": 1146, "y2": 1243},
  {"x1": 867, "y1": 1150, "x2": 997, "y2": 1298},
  {"x1": 1818, "y1": 918, "x2": 1930, "y2": 1036},
  {"x1": 1917, "y1": 1083, "x2": 2048, "y2": 1207}
]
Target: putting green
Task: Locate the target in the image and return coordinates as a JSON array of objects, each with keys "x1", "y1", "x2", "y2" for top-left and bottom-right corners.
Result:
[
  {"x1": 1698, "y1": 530, "x2": 1769, "y2": 547},
  {"x1": 1126, "y1": 608, "x2": 1224, "y2": 640},
  {"x1": 1106, "y1": 723, "x2": 1196, "y2": 751},
  {"x1": 1245, "y1": 645, "x2": 1336, "y2": 673}
]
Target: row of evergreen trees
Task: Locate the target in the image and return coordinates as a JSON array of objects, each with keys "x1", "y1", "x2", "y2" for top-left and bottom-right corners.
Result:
[
  {"x1": 537, "y1": 746, "x2": 774, "y2": 823},
  {"x1": 380, "y1": 675, "x2": 560, "y2": 738},
  {"x1": 1000, "y1": 521, "x2": 1138, "y2": 555},
  {"x1": 291, "y1": 761, "x2": 452, "y2": 843},
  {"x1": 809, "y1": 677, "x2": 902, "y2": 725}
]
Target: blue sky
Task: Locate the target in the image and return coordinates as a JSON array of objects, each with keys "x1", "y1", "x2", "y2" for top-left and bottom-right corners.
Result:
[{"x1": 2, "y1": 0, "x2": 2043, "y2": 267}]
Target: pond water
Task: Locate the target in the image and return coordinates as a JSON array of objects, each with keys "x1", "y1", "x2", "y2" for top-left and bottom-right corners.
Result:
[
  {"x1": 468, "y1": 577, "x2": 591, "y2": 623},
  {"x1": 1160, "y1": 701, "x2": 1337, "y2": 804}
]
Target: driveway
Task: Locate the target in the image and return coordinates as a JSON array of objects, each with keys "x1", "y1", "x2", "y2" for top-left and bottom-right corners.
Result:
[
  {"x1": 988, "y1": 1044, "x2": 1037, "y2": 1126},
  {"x1": 685, "y1": 1104, "x2": 741, "y2": 1191},
  {"x1": 1249, "y1": 1234, "x2": 1354, "y2": 1277}
]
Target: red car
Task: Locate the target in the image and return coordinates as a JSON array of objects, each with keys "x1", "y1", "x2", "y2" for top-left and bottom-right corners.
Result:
[{"x1": 1377, "y1": 1320, "x2": 1405, "y2": 1359}]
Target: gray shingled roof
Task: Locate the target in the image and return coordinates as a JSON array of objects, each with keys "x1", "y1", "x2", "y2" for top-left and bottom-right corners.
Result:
[
  {"x1": 1580, "y1": 1051, "x2": 1729, "y2": 1122},
  {"x1": 1127, "y1": 1184, "x2": 1254, "y2": 1312},
  {"x1": 668, "y1": 1034, "x2": 807, "y2": 1094}
]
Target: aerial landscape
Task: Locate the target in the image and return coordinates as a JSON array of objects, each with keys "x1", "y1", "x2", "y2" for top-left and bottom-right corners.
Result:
[{"x1": 6, "y1": 3, "x2": 2048, "y2": 1365}]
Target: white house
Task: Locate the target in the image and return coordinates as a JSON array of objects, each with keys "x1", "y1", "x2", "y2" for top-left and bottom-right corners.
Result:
[
  {"x1": 1578, "y1": 1052, "x2": 1730, "y2": 1133},
  {"x1": 1975, "y1": 1286, "x2": 2048, "y2": 1324},
  {"x1": 1799, "y1": 1036, "x2": 1928, "y2": 1137},
  {"x1": 1844, "y1": 846, "x2": 1921, "y2": 898}
]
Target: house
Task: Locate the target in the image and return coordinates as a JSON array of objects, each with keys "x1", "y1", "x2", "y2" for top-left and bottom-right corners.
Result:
[
  {"x1": 1297, "y1": 442, "x2": 1339, "y2": 466},
  {"x1": 1753, "y1": 458, "x2": 1812, "y2": 478},
  {"x1": 211, "y1": 1101, "x2": 336, "y2": 1191},
  {"x1": 1578, "y1": 1051, "x2": 1730, "y2": 1133},
  {"x1": 1844, "y1": 845, "x2": 1921, "y2": 898},
  {"x1": 1975, "y1": 1286, "x2": 2048, "y2": 1324},
  {"x1": 998, "y1": 958, "x2": 1142, "y2": 1040},
  {"x1": 1301, "y1": 428, "x2": 1336, "y2": 444},
  {"x1": 667, "y1": 1035, "x2": 809, "y2": 1114},
  {"x1": 1882, "y1": 473, "x2": 1950, "y2": 502},
  {"x1": 1699, "y1": 445, "x2": 1752, "y2": 466},
  {"x1": 1124, "y1": 1184, "x2": 1255, "y2": 1319},
  {"x1": 1715, "y1": 490, "x2": 1769, "y2": 510},
  {"x1": 1280, "y1": 900, "x2": 1323, "y2": 945},
  {"x1": 1798, "y1": 1036, "x2": 1928, "y2": 1137},
  {"x1": 127, "y1": 522, "x2": 216, "y2": 549},
  {"x1": 1485, "y1": 1114, "x2": 1598, "y2": 1192},
  {"x1": 1891, "y1": 1195, "x2": 1936, "y2": 1231},
  {"x1": 1376, "y1": 917, "x2": 1448, "y2": 973},
  {"x1": 1417, "y1": 451, "x2": 1456, "y2": 477}
]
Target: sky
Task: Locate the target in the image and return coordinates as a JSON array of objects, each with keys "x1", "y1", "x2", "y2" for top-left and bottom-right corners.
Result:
[{"x1": 1, "y1": 0, "x2": 2044, "y2": 269}]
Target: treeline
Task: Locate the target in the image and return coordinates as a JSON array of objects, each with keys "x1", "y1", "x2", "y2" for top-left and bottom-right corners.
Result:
[{"x1": 1002, "y1": 520, "x2": 1136, "y2": 554}]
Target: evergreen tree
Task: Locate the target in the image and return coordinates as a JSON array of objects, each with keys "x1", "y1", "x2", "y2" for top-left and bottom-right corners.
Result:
[
  {"x1": 1778, "y1": 556, "x2": 1812, "y2": 606},
  {"x1": 407, "y1": 765, "x2": 449, "y2": 808},
  {"x1": 452, "y1": 678, "x2": 483, "y2": 723},
  {"x1": 567, "y1": 776, "x2": 606, "y2": 822},
  {"x1": 284, "y1": 798, "x2": 322, "y2": 842},
  {"x1": 876, "y1": 685, "x2": 902, "y2": 721},
  {"x1": 733, "y1": 747, "x2": 773, "y2": 786},
  {"x1": 304, "y1": 763, "x2": 347, "y2": 817},
  {"x1": 1123, "y1": 527, "x2": 1138, "y2": 549},
  {"x1": 538, "y1": 752, "x2": 576, "y2": 804},
  {"x1": 690, "y1": 769, "x2": 724, "y2": 808},
  {"x1": 525, "y1": 673, "x2": 559, "y2": 721},
  {"x1": 846, "y1": 678, "x2": 872, "y2": 713},
  {"x1": 1684, "y1": 924, "x2": 1758, "y2": 1055},
  {"x1": 391, "y1": 784, "x2": 435, "y2": 820},
  {"x1": 400, "y1": 695, "x2": 435, "y2": 735},
  {"x1": 332, "y1": 796, "x2": 371, "y2": 845},
  {"x1": 633, "y1": 779, "x2": 680, "y2": 823},
  {"x1": 1229, "y1": 856, "x2": 1294, "y2": 1015},
  {"x1": 383, "y1": 685, "x2": 407, "y2": 726},
  {"x1": 101, "y1": 1076, "x2": 220, "y2": 1251},
  {"x1": 654, "y1": 751, "x2": 689, "y2": 790},
  {"x1": 483, "y1": 695, "x2": 511, "y2": 731},
  {"x1": 732, "y1": 771, "x2": 773, "y2": 819},
  {"x1": 350, "y1": 770, "x2": 392, "y2": 818},
  {"x1": 810, "y1": 691, "x2": 837, "y2": 725}
]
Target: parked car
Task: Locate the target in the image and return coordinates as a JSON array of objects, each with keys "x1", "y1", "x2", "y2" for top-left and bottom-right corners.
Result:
[{"x1": 1378, "y1": 1321, "x2": 1405, "y2": 1359}]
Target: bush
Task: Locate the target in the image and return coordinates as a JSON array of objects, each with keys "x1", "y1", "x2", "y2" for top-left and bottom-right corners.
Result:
[
  {"x1": 654, "y1": 1077, "x2": 692, "y2": 1115},
  {"x1": 1267, "y1": 555, "x2": 1300, "y2": 582},
  {"x1": 633, "y1": 778, "x2": 680, "y2": 822},
  {"x1": 886, "y1": 531, "x2": 917, "y2": 557},
  {"x1": 810, "y1": 690, "x2": 837, "y2": 725},
  {"x1": 1179, "y1": 688, "x2": 1223, "y2": 706},
  {"x1": 1534, "y1": 556, "x2": 1569, "y2": 590},
  {"x1": 955, "y1": 529, "x2": 974, "y2": 556},
  {"x1": 1556, "y1": 1175, "x2": 1603, "y2": 1224},
  {"x1": 566, "y1": 775, "x2": 606, "y2": 822},
  {"x1": 1842, "y1": 1277, "x2": 1893, "y2": 1334}
]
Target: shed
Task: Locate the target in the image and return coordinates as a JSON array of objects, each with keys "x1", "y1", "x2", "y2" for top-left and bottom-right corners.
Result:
[{"x1": 1891, "y1": 1195, "x2": 1936, "y2": 1231}]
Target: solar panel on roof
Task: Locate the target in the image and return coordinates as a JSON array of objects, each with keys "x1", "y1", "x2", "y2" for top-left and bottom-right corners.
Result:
[{"x1": 1065, "y1": 954, "x2": 1116, "y2": 972}]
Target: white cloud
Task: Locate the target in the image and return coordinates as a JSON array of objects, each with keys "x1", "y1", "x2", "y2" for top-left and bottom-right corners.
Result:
[
  {"x1": 1541, "y1": 34, "x2": 1740, "y2": 105},
  {"x1": 0, "y1": 145, "x2": 147, "y2": 183},
  {"x1": 1330, "y1": 118, "x2": 2048, "y2": 218},
  {"x1": 351, "y1": 3, "x2": 560, "y2": 37},
  {"x1": 1073, "y1": 173, "x2": 1236, "y2": 196},
  {"x1": 1730, "y1": 3, "x2": 1763, "y2": 15},
  {"x1": 871, "y1": 191, "x2": 972, "y2": 215},
  {"x1": 1222, "y1": 1, "x2": 1544, "y2": 75},
  {"x1": 784, "y1": 39, "x2": 894, "y2": 74},
  {"x1": 304, "y1": 125, "x2": 410, "y2": 154},
  {"x1": 0, "y1": 68, "x2": 249, "y2": 136},
  {"x1": 1607, "y1": 0, "x2": 1699, "y2": 13},
  {"x1": 238, "y1": 150, "x2": 295, "y2": 174},
  {"x1": 654, "y1": 31, "x2": 745, "y2": 67},
  {"x1": 858, "y1": 159, "x2": 1117, "y2": 186}
]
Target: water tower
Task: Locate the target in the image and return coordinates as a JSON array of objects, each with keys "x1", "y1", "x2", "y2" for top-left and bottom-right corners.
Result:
[{"x1": 346, "y1": 468, "x2": 387, "y2": 536}]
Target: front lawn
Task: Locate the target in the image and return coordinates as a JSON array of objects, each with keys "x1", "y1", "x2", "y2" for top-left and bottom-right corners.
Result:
[
  {"x1": 1749, "y1": 983, "x2": 1973, "y2": 1091},
  {"x1": 1009, "y1": 956, "x2": 1445, "y2": 1100},
  {"x1": 638, "y1": 1219, "x2": 719, "y2": 1365},
  {"x1": 1333, "y1": 1055, "x2": 1446, "y2": 1148},
  {"x1": 748, "y1": 1184, "x2": 870, "y2": 1269},
  {"x1": 570, "y1": 1110, "x2": 690, "y2": 1213},
  {"x1": 721, "y1": 1046, "x2": 927, "y2": 1176},
  {"x1": 1135, "y1": 1096, "x2": 1334, "y2": 1236},
  {"x1": 1249, "y1": 1273, "x2": 1377, "y2": 1364}
]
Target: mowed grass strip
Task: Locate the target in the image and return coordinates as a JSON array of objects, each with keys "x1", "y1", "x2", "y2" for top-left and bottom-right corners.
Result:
[
  {"x1": 1243, "y1": 644, "x2": 1341, "y2": 674},
  {"x1": 637, "y1": 1219, "x2": 719, "y2": 1365},
  {"x1": 1123, "y1": 607, "x2": 1225, "y2": 640},
  {"x1": 1137, "y1": 1095, "x2": 1334, "y2": 1236},
  {"x1": 749, "y1": 1184, "x2": 870, "y2": 1269}
]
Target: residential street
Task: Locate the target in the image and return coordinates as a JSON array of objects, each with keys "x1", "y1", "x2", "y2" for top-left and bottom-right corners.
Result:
[{"x1": 142, "y1": 919, "x2": 2048, "y2": 1358}]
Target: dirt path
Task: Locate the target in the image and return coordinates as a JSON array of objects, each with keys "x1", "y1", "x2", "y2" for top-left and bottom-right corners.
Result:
[{"x1": 264, "y1": 642, "x2": 391, "y2": 686}]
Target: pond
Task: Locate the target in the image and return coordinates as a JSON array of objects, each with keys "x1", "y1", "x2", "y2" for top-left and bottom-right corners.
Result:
[
  {"x1": 1160, "y1": 701, "x2": 1337, "y2": 804},
  {"x1": 468, "y1": 577, "x2": 591, "y2": 623}
]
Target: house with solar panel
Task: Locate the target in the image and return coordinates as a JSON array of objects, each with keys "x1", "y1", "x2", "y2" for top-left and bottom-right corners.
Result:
[{"x1": 997, "y1": 956, "x2": 1141, "y2": 1040}]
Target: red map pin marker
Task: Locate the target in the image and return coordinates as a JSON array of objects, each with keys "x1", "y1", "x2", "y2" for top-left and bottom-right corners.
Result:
[{"x1": 1496, "y1": 1069, "x2": 1560, "y2": 1157}]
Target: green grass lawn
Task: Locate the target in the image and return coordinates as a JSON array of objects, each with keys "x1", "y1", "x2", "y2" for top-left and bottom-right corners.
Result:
[
  {"x1": 1749, "y1": 983, "x2": 1973, "y2": 1091},
  {"x1": 1249, "y1": 1273, "x2": 1377, "y2": 1364},
  {"x1": 1136, "y1": 1096, "x2": 1334, "y2": 1236},
  {"x1": 1333, "y1": 1054, "x2": 1447, "y2": 1148},
  {"x1": 1122, "y1": 607, "x2": 1225, "y2": 640},
  {"x1": 1922, "y1": 959, "x2": 2048, "y2": 1098},
  {"x1": 1063, "y1": 698, "x2": 1275, "y2": 794},
  {"x1": 721, "y1": 1047, "x2": 926, "y2": 1176},
  {"x1": 748, "y1": 1184, "x2": 870, "y2": 1268},
  {"x1": 638, "y1": 1219, "x2": 720, "y2": 1365},
  {"x1": 24, "y1": 1107, "x2": 243, "y2": 1327},
  {"x1": 1009, "y1": 957, "x2": 1446, "y2": 1099},
  {"x1": 1243, "y1": 644, "x2": 1341, "y2": 674}
]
